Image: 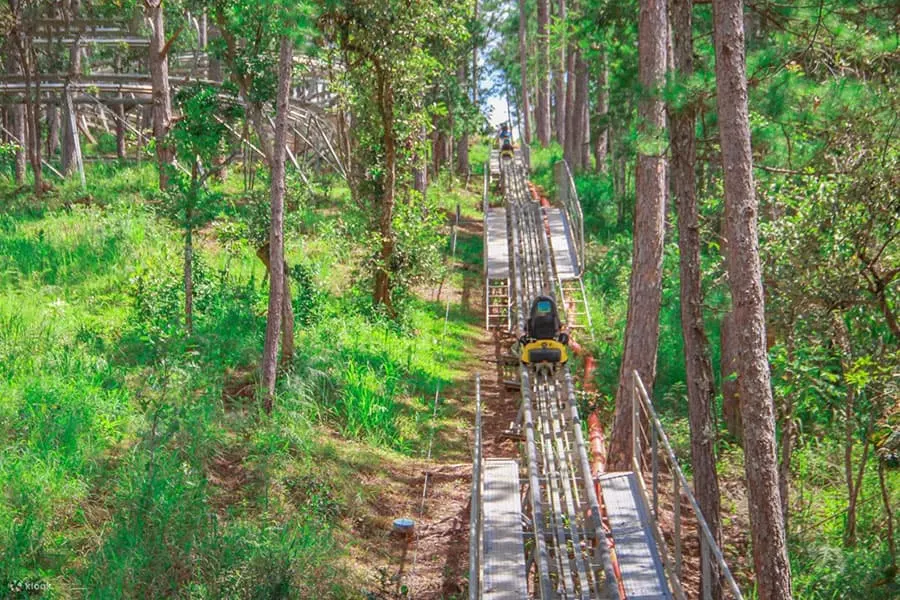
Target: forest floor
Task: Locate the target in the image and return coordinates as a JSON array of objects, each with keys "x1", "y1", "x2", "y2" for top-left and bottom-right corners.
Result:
[
  {"x1": 339, "y1": 191, "x2": 530, "y2": 599},
  {"x1": 341, "y1": 214, "x2": 484, "y2": 598}
]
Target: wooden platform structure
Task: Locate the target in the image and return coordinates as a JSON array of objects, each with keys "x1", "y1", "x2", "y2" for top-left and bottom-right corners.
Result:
[
  {"x1": 0, "y1": 12, "x2": 344, "y2": 185},
  {"x1": 484, "y1": 205, "x2": 511, "y2": 331}
]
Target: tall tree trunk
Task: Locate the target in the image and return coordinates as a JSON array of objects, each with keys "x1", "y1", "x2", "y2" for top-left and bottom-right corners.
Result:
[
  {"x1": 12, "y1": 101, "x2": 26, "y2": 184},
  {"x1": 879, "y1": 460, "x2": 897, "y2": 571},
  {"x1": 669, "y1": 1, "x2": 722, "y2": 597},
  {"x1": 593, "y1": 54, "x2": 609, "y2": 173},
  {"x1": 260, "y1": 36, "x2": 293, "y2": 411},
  {"x1": 373, "y1": 65, "x2": 397, "y2": 315},
  {"x1": 579, "y1": 72, "x2": 591, "y2": 170},
  {"x1": 47, "y1": 104, "x2": 59, "y2": 160},
  {"x1": 554, "y1": 0, "x2": 567, "y2": 146},
  {"x1": 844, "y1": 417, "x2": 871, "y2": 548},
  {"x1": 27, "y1": 84, "x2": 42, "y2": 195},
  {"x1": 779, "y1": 332, "x2": 796, "y2": 529},
  {"x1": 456, "y1": 62, "x2": 469, "y2": 177},
  {"x1": 614, "y1": 131, "x2": 626, "y2": 223},
  {"x1": 61, "y1": 28, "x2": 82, "y2": 176},
  {"x1": 833, "y1": 311, "x2": 870, "y2": 548},
  {"x1": 432, "y1": 118, "x2": 445, "y2": 176},
  {"x1": 518, "y1": 0, "x2": 532, "y2": 145},
  {"x1": 564, "y1": 26, "x2": 576, "y2": 163},
  {"x1": 779, "y1": 401, "x2": 794, "y2": 527},
  {"x1": 280, "y1": 262, "x2": 295, "y2": 366},
  {"x1": 184, "y1": 189, "x2": 195, "y2": 335},
  {"x1": 713, "y1": 1, "x2": 792, "y2": 596},
  {"x1": 720, "y1": 310, "x2": 742, "y2": 441},
  {"x1": 536, "y1": 0, "x2": 551, "y2": 146},
  {"x1": 570, "y1": 50, "x2": 588, "y2": 171},
  {"x1": 208, "y1": 23, "x2": 223, "y2": 82},
  {"x1": 115, "y1": 104, "x2": 127, "y2": 160},
  {"x1": 257, "y1": 244, "x2": 296, "y2": 368},
  {"x1": 114, "y1": 56, "x2": 126, "y2": 160},
  {"x1": 414, "y1": 123, "x2": 428, "y2": 193},
  {"x1": 456, "y1": 132, "x2": 469, "y2": 178},
  {"x1": 6, "y1": 31, "x2": 29, "y2": 187},
  {"x1": 14, "y1": 29, "x2": 43, "y2": 195},
  {"x1": 145, "y1": 0, "x2": 173, "y2": 190},
  {"x1": 608, "y1": 0, "x2": 668, "y2": 471},
  {"x1": 473, "y1": 0, "x2": 479, "y2": 108}
]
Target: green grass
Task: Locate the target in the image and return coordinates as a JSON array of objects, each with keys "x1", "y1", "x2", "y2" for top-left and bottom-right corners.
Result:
[
  {"x1": 469, "y1": 139, "x2": 492, "y2": 176},
  {"x1": 0, "y1": 161, "x2": 482, "y2": 597}
]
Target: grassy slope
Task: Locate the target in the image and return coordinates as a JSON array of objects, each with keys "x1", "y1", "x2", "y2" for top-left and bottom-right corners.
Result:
[{"x1": 0, "y1": 160, "x2": 484, "y2": 598}]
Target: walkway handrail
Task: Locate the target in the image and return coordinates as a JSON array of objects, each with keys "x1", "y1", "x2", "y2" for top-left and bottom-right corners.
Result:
[
  {"x1": 468, "y1": 374, "x2": 482, "y2": 600},
  {"x1": 631, "y1": 370, "x2": 745, "y2": 600},
  {"x1": 553, "y1": 160, "x2": 585, "y2": 276},
  {"x1": 483, "y1": 162, "x2": 489, "y2": 329},
  {"x1": 483, "y1": 161, "x2": 489, "y2": 215}
]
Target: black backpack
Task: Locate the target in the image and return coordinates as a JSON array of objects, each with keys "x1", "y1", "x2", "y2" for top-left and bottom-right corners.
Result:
[{"x1": 527, "y1": 296, "x2": 560, "y2": 340}]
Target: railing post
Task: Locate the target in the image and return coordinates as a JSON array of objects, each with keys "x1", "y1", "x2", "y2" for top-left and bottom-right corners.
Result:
[
  {"x1": 702, "y1": 536, "x2": 711, "y2": 600},
  {"x1": 468, "y1": 374, "x2": 482, "y2": 600},
  {"x1": 632, "y1": 371, "x2": 640, "y2": 472},
  {"x1": 652, "y1": 425, "x2": 659, "y2": 519},
  {"x1": 674, "y1": 470, "x2": 682, "y2": 578}
]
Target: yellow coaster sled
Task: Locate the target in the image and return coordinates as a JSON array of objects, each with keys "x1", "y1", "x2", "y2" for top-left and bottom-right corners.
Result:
[
  {"x1": 521, "y1": 338, "x2": 568, "y2": 365},
  {"x1": 519, "y1": 296, "x2": 569, "y2": 366}
]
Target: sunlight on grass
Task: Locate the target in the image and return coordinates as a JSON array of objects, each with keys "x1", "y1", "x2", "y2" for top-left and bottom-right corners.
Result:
[{"x1": 0, "y1": 161, "x2": 481, "y2": 595}]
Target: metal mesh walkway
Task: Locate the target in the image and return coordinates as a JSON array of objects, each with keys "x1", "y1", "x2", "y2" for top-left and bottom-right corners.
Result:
[
  {"x1": 545, "y1": 207, "x2": 579, "y2": 280},
  {"x1": 486, "y1": 209, "x2": 510, "y2": 279},
  {"x1": 599, "y1": 473, "x2": 671, "y2": 599},
  {"x1": 482, "y1": 459, "x2": 529, "y2": 599}
]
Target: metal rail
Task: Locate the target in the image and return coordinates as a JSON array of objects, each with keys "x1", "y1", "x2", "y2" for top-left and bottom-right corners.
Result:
[
  {"x1": 632, "y1": 371, "x2": 745, "y2": 600},
  {"x1": 503, "y1": 152, "x2": 616, "y2": 599},
  {"x1": 507, "y1": 157, "x2": 554, "y2": 600},
  {"x1": 469, "y1": 374, "x2": 483, "y2": 600}
]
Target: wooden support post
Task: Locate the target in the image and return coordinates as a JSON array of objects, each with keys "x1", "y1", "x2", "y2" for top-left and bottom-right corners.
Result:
[{"x1": 65, "y1": 92, "x2": 86, "y2": 189}]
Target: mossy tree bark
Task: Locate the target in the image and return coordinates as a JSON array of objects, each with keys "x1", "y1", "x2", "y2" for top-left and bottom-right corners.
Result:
[
  {"x1": 535, "y1": 0, "x2": 551, "y2": 146},
  {"x1": 261, "y1": 36, "x2": 293, "y2": 411},
  {"x1": 713, "y1": 0, "x2": 792, "y2": 596},
  {"x1": 144, "y1": 0, "x2": 173, "y2": 190},
  {"x1": 608, "y1": 0, "x2": 668, "y2": 471},
  {"x1": 669, "y1": 1, "x2": 722, "y2": 596},
  {"x1": 517, "y1": 0, "x2": 532, "y2": 144}
]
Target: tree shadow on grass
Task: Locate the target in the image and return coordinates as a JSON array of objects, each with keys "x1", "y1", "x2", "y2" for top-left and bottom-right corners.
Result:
[{"x1": 0, "y1": 226, "x2": 126, "y2": 288}]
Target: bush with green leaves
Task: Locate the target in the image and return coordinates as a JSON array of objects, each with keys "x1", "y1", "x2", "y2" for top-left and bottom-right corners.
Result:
[
  {"x1": 0, "y1": 141, "x2": 20, "y2": 177},
  {"x1": 96, "y1": 132, "x2": 119, "y2": 156}
]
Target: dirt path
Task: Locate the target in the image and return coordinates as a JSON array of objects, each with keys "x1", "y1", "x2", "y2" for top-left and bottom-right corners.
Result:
[{"x1": 342, "y1": 210, "x2": 527, "y2": 599}]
